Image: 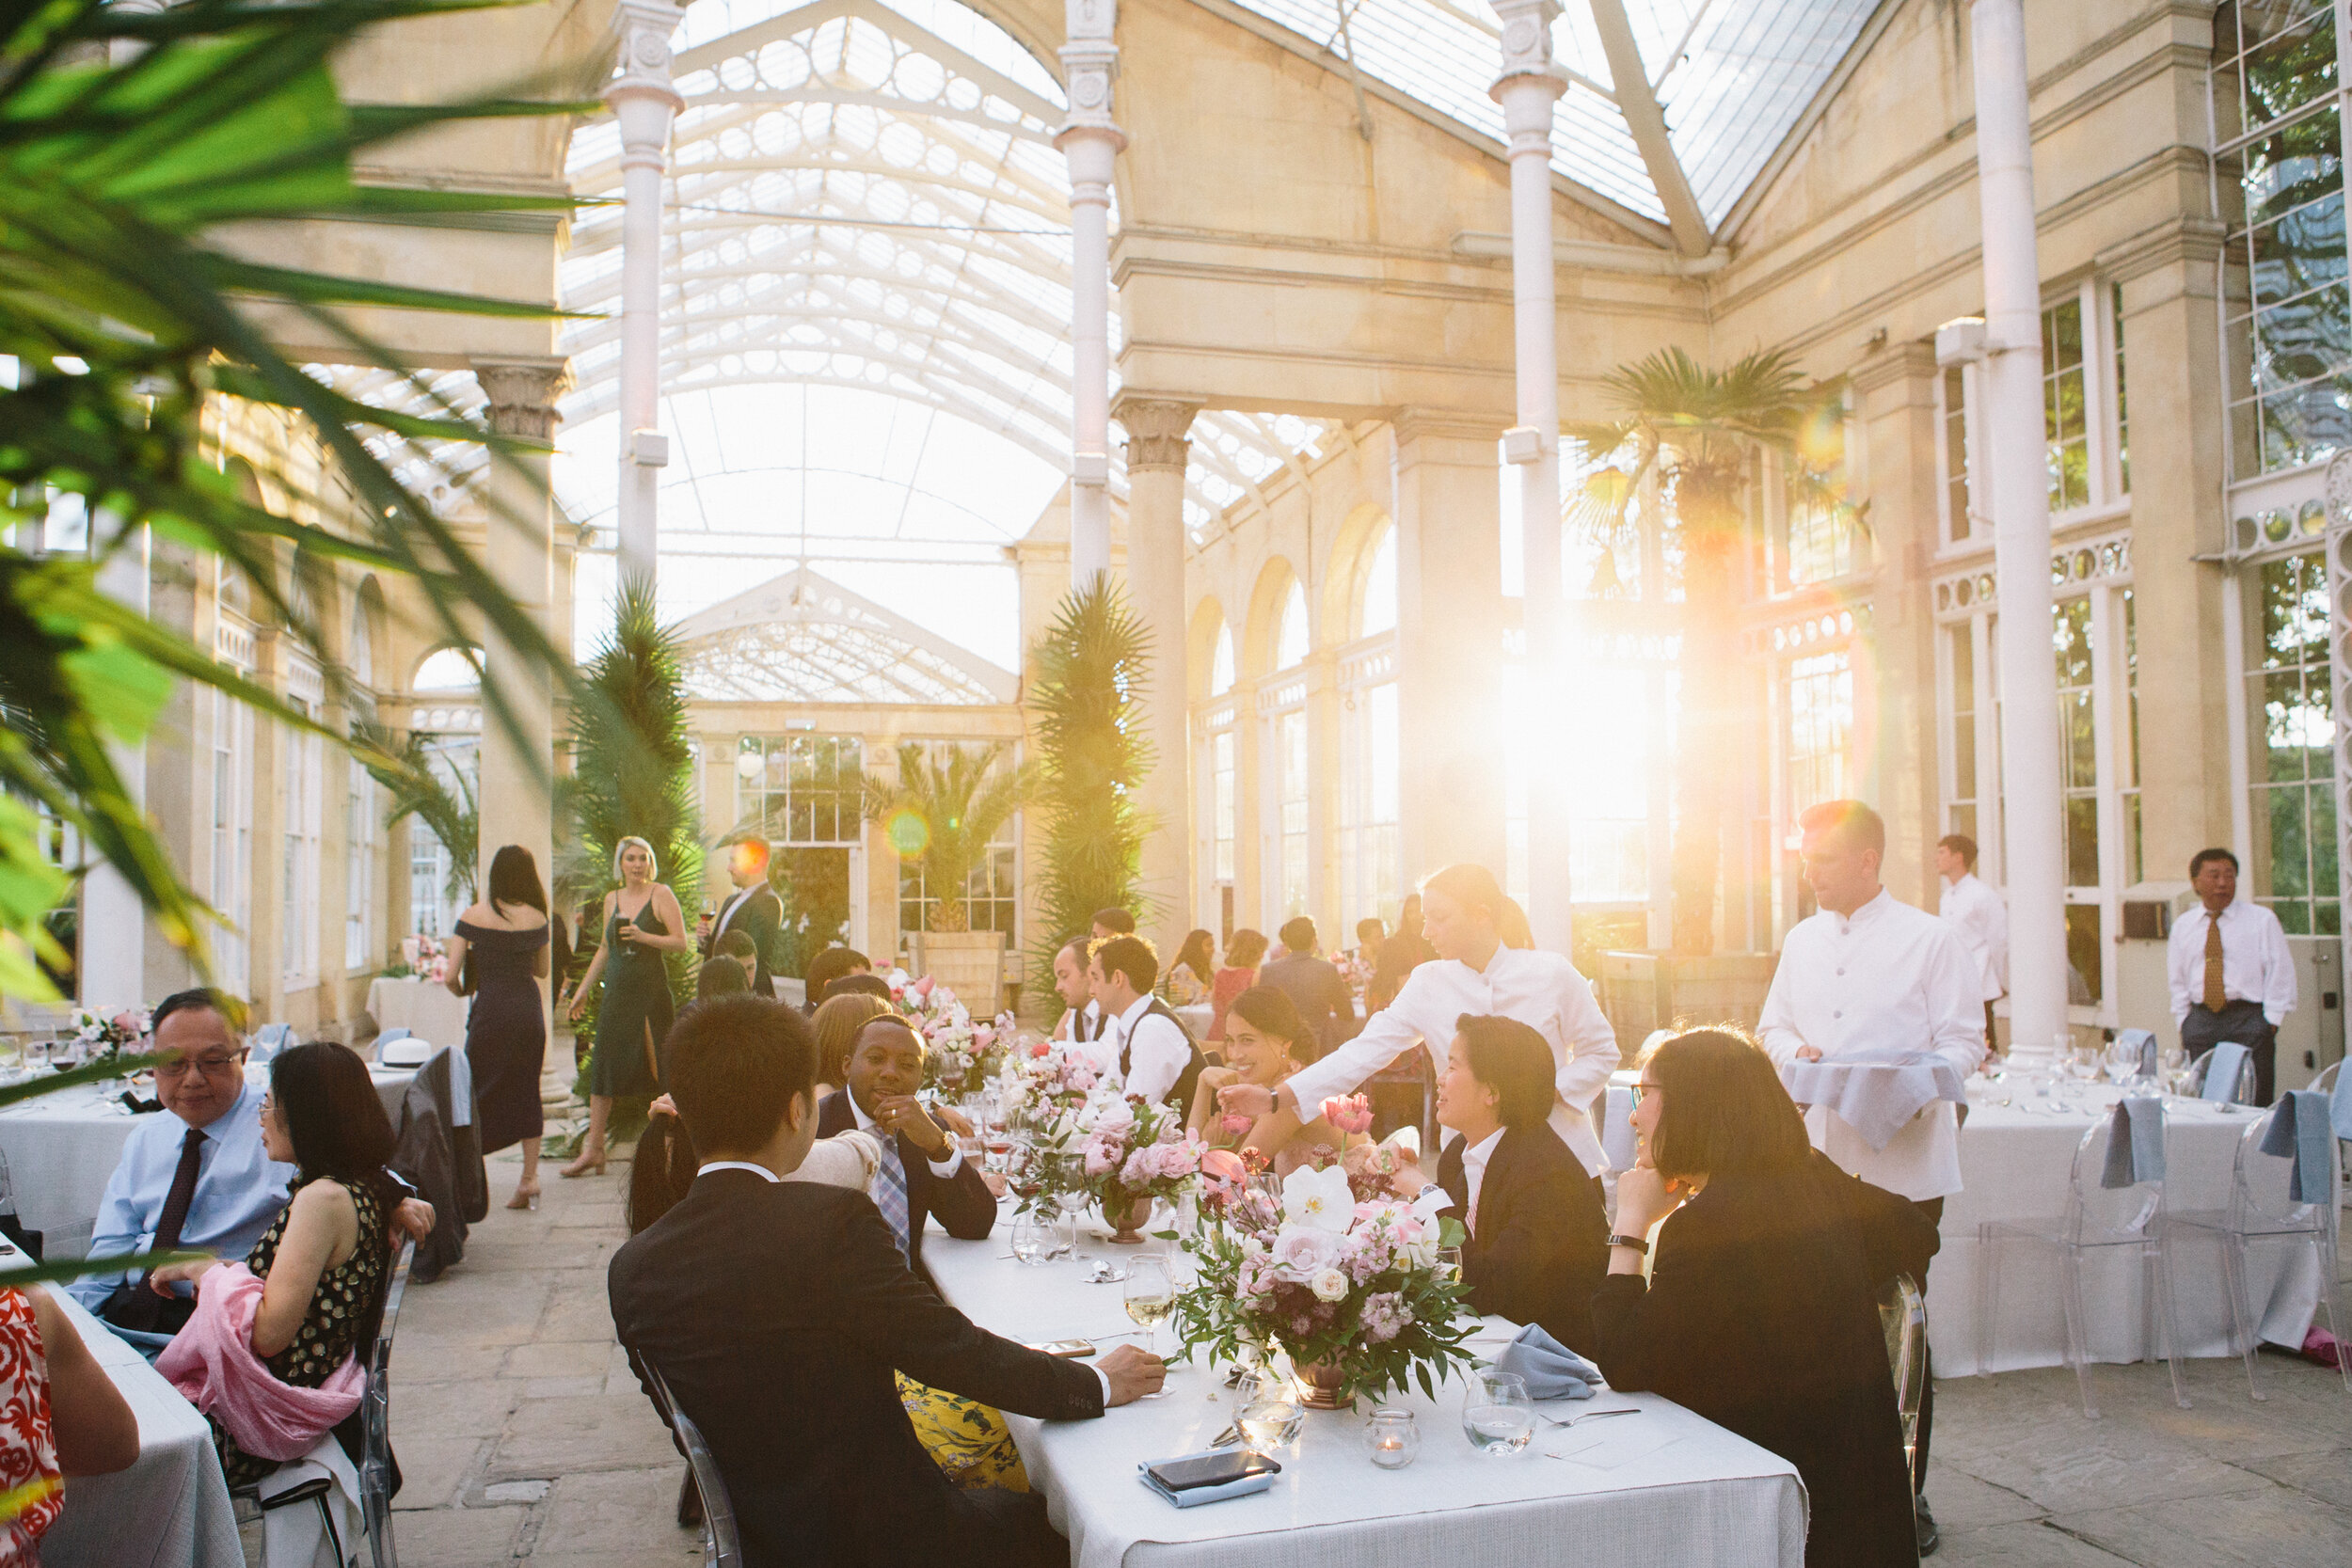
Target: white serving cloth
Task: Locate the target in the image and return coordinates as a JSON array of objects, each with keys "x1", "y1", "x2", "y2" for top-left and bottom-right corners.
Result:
[
  {"x1": 362, "y1": 977, "x2": 471, "y2": 1056},
  {"x1": 38, "y1": 1283, "x2": 243, "y2": 1568},
  {"x1": 1935, "y1": 1084, "x2": 2323, "y2": 1373},
  {"x1": 924, "y1": 1227, "x2": 1804, "y2": 1568},
  {"x1": 257, "y1": 1432, "x2": 359, "y2": 1568}
]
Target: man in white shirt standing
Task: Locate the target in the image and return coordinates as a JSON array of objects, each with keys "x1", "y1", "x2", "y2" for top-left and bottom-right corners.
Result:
[
  {"x1": 2167, "y1": 847, "x2": 2296, "y2": 1107},
  {"x1": 1756, "y1": 800, "x2": 1984, "y2": 1557},
  {"x1": 1090, "y1": 935, "x2": 1204, "y2": 1108},
  {"x1": 1935, "y1": 833, "x2": 2008, "y2": 1053}
]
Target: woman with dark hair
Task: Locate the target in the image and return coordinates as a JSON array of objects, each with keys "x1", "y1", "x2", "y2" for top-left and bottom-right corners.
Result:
[
  {"x1": 445, "y1": 844, "x2": 552, "y2": 1210},
  {"x1": 1207, "y1": 927, "x2": 1265, "y2": 1042},
  {"x1": 1384, "y1": 1015, "x2": 1607, "y2": 1349},
  {"x1": 149, "y1": 1042, "x2": 402, "y2": 1489},
  {"x1": 1186, "y1": 986, "x2": 1352, "y2": 1172},
  {"x1": 1162, "y1": 928, "x2": 1215, "y2": 1006},
  {"x1": 1593, "y1": 1028, "x2": 1937, "y2": 1568},
  {"x1": 811, "y1": 991, "x2": 893, "y2": 1101}
]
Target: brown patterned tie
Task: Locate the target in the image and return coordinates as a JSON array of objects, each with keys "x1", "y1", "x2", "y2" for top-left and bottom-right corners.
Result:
[{"x1": 2202, "y1": 913, "x2": 2227, "y2": 1013}]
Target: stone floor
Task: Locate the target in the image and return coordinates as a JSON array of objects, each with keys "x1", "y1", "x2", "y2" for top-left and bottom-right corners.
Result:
[{"x1": 364, "y1": 1146, "x2": 2352, "y2": 1568}]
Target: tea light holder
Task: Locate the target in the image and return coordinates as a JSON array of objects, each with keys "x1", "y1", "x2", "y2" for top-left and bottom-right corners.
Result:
[{"x1": 1363, "y1": 1407, "x2": 1420, "y2": 1468}]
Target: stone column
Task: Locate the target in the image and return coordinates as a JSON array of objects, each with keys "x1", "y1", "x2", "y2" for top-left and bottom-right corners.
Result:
[
  {"x1": 1391, "y1": 415, "x2": 1507, "y2": 879},
  {"x1": 1057, "y1": 0, "x2": 1123, "y2": 588},
  {"x1": 1117, "y1": 396, "x2": 1198, "y2": 951},
  {"x1": 472, "y1": 358, "x2": 569, "y2": 1013},
  {"x1": 605, "y1": 1, "x2": 684, "y2": 590},
  {"x1": 79, "y1": 517, "x2": 150, "y2": 1007},
  {"x1": 1965, "y1": 0, "x2": 2065, "y2": 1058},
  {"x1": 1490, "y1": 0, "x2": 1571, "y2": 952}
]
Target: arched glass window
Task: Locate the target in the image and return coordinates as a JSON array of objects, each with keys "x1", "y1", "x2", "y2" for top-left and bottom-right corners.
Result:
[
  {"x1": 1359, "y1": 528, "x2": 1397, "y2": 637},
  {"x1": 413, "y1": 646, "x2": 482, "y2": 693},
  {"x1": 348, "y1": 598, "x2": 374, "y2": 689},
  {"x1": 1211, "y1": 624, "x2": 1235, "y2": 695},
  {"x1": 1276, "y1": 581, "x2": 1309, "y2": 670}
]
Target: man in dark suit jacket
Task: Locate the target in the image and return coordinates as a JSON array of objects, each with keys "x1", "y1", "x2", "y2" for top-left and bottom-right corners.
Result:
[
  {"x1": 610, "y1": 994, "x2": 1166, "y2": 1568},
  {"x1": 818, "y1": 1014, "x2": 999, "y2": 1275},
  {"x1": 1263, "y1": 916, "x2": 1358, "y2": 1053},
  {"x1": 1391, "y1": 1013, "x2": 1609, "y2": 1352},
  {"x1": 699, "y1": 840, "x2": 785, "y2": 997}
]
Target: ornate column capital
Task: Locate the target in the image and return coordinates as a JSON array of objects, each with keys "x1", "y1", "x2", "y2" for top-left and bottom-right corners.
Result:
[
  {"x1": 1116, "y1": 397, "x2": 1198, "y2": 473},
  {"x1": 1488, "y1": 0, "x2": 1567, "y2": 122},
  {"x1": 1055, "y1": 0, "x2": 1124, "y2": 166},
  {"x1": 471, "y1": 356, "x2": 574, "y2": 442},
  {"x1": 606, "y1": 0, "x2": 686, "y2": 149}
]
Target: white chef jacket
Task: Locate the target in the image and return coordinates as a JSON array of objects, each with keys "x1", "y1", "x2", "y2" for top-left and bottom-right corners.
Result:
[
  {"x1": 2166, "y1": 900, "x2": 2296, "y2": 1027},
  {"x1": 1938, "y1": 872, "x2": 2008, "y2": 1002},
  {"x1": 1756, "y1": 888, "x2": 1987, "y2": 1201},
  {"x1": 1104, "y1": 994, "x2": 1193, "y2": 1105},
  {"x1": 1282, "y1": 945, "x2": 1620, "y2": 1176}
]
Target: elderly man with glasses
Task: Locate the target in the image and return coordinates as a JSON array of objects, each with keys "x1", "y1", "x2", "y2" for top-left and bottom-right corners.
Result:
[{"x1": 70, "y1": 990, "x2": 431, "y2": 1341}]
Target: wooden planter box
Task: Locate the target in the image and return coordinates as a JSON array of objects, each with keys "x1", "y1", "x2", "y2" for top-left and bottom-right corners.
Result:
[{"x1": 909, "y1": 929, "x2": 1007, "y2": 1016}]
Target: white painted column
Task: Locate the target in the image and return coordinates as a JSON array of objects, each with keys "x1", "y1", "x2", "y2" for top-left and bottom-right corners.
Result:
[
  {"x1": 1968, "y1": 0, "x2": 2066, "y2": 1058},
  {"x1": 1491, "y1": 0, "x2": 1570, "y2": 952},
  {"x1": 605, "y1": 1, "x2": 684, "y2": 592},
  {"x1": 1057, "y1": 0, "x2": 1123, "y2": 589},
  {"x1": 1117, "y1": 398, "x2": 1198, "y2": 949},
  {"x1": 80, "y1": 515, "x2": 149, "y2": 1007}
]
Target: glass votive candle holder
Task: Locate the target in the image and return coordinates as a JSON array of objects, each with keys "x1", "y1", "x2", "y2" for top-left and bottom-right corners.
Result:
[{"x1": 1363, "y1": 1407, "x2": 1420, "y2": 1469}]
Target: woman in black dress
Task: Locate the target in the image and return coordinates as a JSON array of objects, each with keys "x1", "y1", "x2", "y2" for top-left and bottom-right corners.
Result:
[
  {"x1": 560, "y1": 835, "x2": 687, "y2": 1176},
  {"x1": 444, "y1": 846, "x2": 552, "y2": 1210},
  {"x1": 1593, "y1": 1028, "x2": 1938, "y2": 1568}
]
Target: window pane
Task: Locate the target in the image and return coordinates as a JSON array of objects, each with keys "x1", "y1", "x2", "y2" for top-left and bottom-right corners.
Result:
[{"x1": 2065, "y1": 904, "x2": 2104, "y2": 1005}]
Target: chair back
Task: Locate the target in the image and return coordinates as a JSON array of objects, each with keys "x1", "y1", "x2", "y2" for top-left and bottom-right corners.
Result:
[
  {"x1": 644, "y1": 1364, "x2": 742, "y2": 1568},
  {"x1": 2061, "y1": 1102, "x2": 2166, "y2": 1244},
  {"x1": 2188, "y1": 1045, "x2": 2257, "y2": 1105},
  {"x1": 251, "y1": 1022, "x2": 295, "y2": 1063},
  {"x1": 1876, "y1": 1274, "x2": 1928, "y2": 1471},
  {"x1": 2230, "y1": 1108, "x2": 2340, "y2": 1235},
  {"x1": 361, "y1": 1236, "x2": 416, "y2": 1568}
]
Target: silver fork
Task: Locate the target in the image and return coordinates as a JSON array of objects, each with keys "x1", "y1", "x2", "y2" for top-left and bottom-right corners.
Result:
[{"x1": 1537, "y1": 1406, "x2": 1640, "y2": 1430}]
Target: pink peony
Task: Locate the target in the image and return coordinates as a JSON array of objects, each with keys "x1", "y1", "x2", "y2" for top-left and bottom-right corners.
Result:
[
  {"x1": 1271, "y1": 1225, "x2": 1341, "y2": 1279},
  {"x1": 1084, "y1": 1138, "x2": 1120, "y2": 1177},
  {"x1": 1121, "y1": 1149, "x2": 1153, "y2": 1187}
]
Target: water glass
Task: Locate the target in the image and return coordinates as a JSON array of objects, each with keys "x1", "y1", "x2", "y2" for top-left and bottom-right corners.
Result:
[
  {"x1": 1435, "y1": 1245, "x2": 1463, "y2": 1283},
  {"x1": 1362, "y1": 1406, "x2": 1420, "y2": 1469},
  {"x1": 1235, "y1": 1369, "x2": 1304, "y2": 1449},
  {"x1": 1461, "y1": 1369, "x2": 1535, "y2": 1456},
  {"x1": 1009, "y1": 1212, "x2": 1054, "y2": 1266}
]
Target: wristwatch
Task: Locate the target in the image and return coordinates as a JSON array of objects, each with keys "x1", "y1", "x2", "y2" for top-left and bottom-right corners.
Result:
[{"x1": 1606, "y1": 1233, "x2": 1650, "y2": 1256}]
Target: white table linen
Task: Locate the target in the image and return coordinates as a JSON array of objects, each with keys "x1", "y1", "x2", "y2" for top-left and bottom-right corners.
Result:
[
  {"x1": 362, "y1": 977, "x2": 469, "y2": 1053},
  {"x1": 926, "y1": 1228, "x2": 1804, "y2": 1568},
  {"x1": 32, "y1": 1267, "x2": 243, "y2": 1568}
]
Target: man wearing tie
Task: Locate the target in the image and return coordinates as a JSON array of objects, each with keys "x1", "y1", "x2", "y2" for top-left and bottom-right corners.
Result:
[
  {"x1": 817, "y1": 1015, "x2": 996, "y2": 1276},
  {"x1": 698, "y1": 839, "x2": 785, "y2": 998},
  {"x1": 2168, "y1": 847, "x2": 2296, "y2": 1107}
]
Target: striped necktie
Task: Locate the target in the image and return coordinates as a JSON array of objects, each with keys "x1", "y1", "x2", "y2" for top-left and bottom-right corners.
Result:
[{"x1": 872, "y1": 1135, "x2": 912, "y2": 1260}]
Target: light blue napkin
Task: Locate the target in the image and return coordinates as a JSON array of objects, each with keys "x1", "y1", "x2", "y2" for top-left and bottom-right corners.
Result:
[
  {"x1": 1491, "y1": 1322, "x2": 1601, "y2": 1401},
  {"x1": 1137, "y1": 1451, "x2": 1278, "y2": 1509},
  {"x1": 2114, "y1": 1028, "x2": 2157, "y2": 1079},
  {"x1": 2332, "y1": 1064, "x2": 2352, "y2": 1142},
  {"x1": 2200, "y1": 1040, "x2": 2251, "y2": 1103},
  {"x1": 1780, "y1": 1058, "x2": 1968, "y2": 1150},
  {"x1": 2260, "y1": 1092, "x2": 2337, "y2": 1204},
  {"x1": 2099, "y1": 1096, "x2": 2166, "y2": 1189}
]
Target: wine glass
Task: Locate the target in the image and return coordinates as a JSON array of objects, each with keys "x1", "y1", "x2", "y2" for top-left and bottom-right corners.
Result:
[
  {"x1": 1461, "y1": 1369, "x2": 1534, "y2": 1456},
  {"x1": 1235, "y1": 1367, "x2": 1303, "y2": 1449},
  {"x1": 1435, "y1": 1245, "x2": 1464, "y2": 1284},
  {"x1": 1122, "y1": 1253, "x2": 1176, "y2": 1399},
  {"x1": 1009, "y1": 1213, "x2": 1054, "y2": 1265}
]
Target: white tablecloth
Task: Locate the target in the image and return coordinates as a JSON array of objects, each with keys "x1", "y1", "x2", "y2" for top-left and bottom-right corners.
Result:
[
  {"x1": 1175, "y1": 1003, "x2": 1214, "y2": 1039},
  {"x1": 926, "y1": 1228, "x2": 1804, "y2": 1568},
  {"x1": 18, "y1": 1254, "x2": 243, "y2": 1568},
  {"x1": 0, "y1": 1065, "x2": 416, "y2": 1255},
  {"x1": 1934, "y1": 1083, "x2": 2327, "y2": 1374},
  {"x1": 363, "y1": 976, "x2": 469, "y2": 1053}
]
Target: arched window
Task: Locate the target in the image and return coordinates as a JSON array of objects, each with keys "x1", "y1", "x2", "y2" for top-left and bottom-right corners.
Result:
[
  {"x1": 413, "y1": 646, "x2": 482, "y2": 693},
  {"x1": 1211, "y1": 624, "x2": 1235, "y2": 695},
  {"x1": 348, "y1": 599, "x2": 374, "y2": 689},
  {"x1": 1359, "y1": 528, "x2": 1396, "y2": 637},
  {"x1": 1276, "y1": 581, "x2": 1309, "y2": 669}
]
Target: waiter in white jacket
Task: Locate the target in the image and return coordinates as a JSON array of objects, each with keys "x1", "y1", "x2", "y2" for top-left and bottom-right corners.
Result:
[
  {"x1": 1935, "y1": 832, "x2": 2008, "y2": 1051},
  {"x1": 1216, "y1": 863, "x2": 1619, "y2": 1183},
  {"x1": 1756, "y1": 800, "x2": 1984, "y2": 1557}
]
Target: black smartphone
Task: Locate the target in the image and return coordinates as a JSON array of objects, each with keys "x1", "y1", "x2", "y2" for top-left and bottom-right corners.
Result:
[{"x1": 1145, "y1": 1450, "x2": 1281, "y2": 1492}]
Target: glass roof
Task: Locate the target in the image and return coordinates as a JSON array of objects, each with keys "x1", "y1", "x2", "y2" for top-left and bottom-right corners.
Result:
[{"x1": 1224, "y1": 0, "x2": 1878, "y2": 230}]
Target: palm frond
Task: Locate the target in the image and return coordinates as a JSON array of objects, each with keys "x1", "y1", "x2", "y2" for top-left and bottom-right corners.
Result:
[{"x1": 865, "y1": 741, "x2": 1032, "y2": 932}]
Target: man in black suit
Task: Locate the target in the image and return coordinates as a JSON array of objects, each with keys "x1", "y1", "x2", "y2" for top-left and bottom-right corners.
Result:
[
  {"x1": 1389, "y1": 1013, "x2": 1609, "y2": 1351},
  {"x1": 610, "y1": 994, "x2": 1166, "y2": 1568},
  {"x1": 699, "y1": 840, "x2": 786, "y2": 997},
  {"x1": 818, "y1": 1014, "x2": 999, "y2": 1275}
]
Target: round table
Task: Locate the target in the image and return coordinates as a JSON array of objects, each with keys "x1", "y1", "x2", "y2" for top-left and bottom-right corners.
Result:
[{"x1": 362, "y1": 976, "x2": 470, "y2": 1052}]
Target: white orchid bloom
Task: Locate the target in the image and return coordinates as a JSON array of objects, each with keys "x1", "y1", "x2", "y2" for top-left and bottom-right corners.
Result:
[{"x1": 1281, "y1": 1164, "x2": 1356, "y2": 1233}]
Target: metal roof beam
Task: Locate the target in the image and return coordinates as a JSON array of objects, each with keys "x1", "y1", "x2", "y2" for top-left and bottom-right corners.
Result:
[{"x1": 1583, "y1": 0, "x2": 1711, "y2": 257}]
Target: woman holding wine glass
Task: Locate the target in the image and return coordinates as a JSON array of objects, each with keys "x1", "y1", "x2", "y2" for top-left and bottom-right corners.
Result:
[{"x1": 558, "y1": 837, "x2": 688, "y2": 1177}]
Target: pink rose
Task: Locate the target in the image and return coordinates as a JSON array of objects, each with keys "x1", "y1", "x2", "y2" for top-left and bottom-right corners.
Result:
[
  {"x1": 1219, "y1": 1114, "x2": 1254, "y2": 1138},
  {"x1": 1085, "y1": 1140, "x2": 1119, "y2": 1177},
  {"x1": 1121, "y1": 1150, "x2": 1153, "y2": 1187},
  {"x1": 1272, "y1": 1226, "x2": 1341, "y2": 1278},
  {"x1": 1067, "y1": 1067, "x2": 1098, "y2": 1092},
  {"x1": 1029, "y1": 1041, "x2": 1053, "y2": 1059}
]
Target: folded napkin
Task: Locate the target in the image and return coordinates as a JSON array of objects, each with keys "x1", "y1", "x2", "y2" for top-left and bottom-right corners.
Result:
[
  {"x1": 2099, "y1": 1096, "x2": 2166, "y2": 1189},
  {"x1": 1137, "y1": 1451, "x2": 1278, "y2": 1509},
  {"x1": 1490, "y1": 1322, "x2": 1602, "y2": 1401},
  {"x1": 1780, "y1": 1057, "x2": 1968, "y2": 1151},
  {"x1": 2114, "y1": 1029, "x2": 2158, "y2": 1080},
  {"x1": 2260, "y1": 1092, "x2": 2337, "y2": 1204},
  {"x1": 2333, "y1": 1063, "x2": 2352, "y2": 1142},
  {"x1": 2200, "y1": 1040, "x2": 2251, "y2": 1103}
]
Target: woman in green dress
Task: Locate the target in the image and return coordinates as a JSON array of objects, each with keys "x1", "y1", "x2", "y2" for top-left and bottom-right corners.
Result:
[{"x1": 560, "y1": 836, "x2": 688, "y2": 1177}]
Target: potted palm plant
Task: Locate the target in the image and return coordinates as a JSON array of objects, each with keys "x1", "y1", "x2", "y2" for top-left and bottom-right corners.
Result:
[{"x1": 865, "y1": 741, "x2": 1030, "y2": 1012}]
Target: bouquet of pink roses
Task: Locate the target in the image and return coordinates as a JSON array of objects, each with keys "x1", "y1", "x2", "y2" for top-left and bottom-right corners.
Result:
[{"x1": 884, "y1": 970, "x2": 1015, "y2": 1097}]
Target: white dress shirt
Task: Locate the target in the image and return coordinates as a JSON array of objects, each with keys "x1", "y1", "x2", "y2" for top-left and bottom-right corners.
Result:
[
  {"x1": 713, "y1": 884, "x2": 755, "y2": 938},
  {"x1": 849, "y1": 1091, "x2": 963, "y2": 1178},
  {"x1": 1458, "y1": 1128, "x2": 1504, "y2": 1230},
  {"x1": 2167, "y1": 900, "x2": 2297, "y2": 1026},
  {"x1": 1756, "y1": 888, "x2": 1987, "y2": 1202},
  {"x1": 1282, "y1": 945, "x2": 1620, "y2": 1176},
  {"x1": 1938, "y1": 873, "x2": 2009, "y2": 1001},
  {"x1": 1105, "y1": 994, "x2": 1192, "y2": 1104}
]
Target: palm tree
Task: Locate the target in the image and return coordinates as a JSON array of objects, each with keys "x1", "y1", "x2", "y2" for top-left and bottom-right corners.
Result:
[
  {"x1": 1026, "y1": 578, "x2": 1153, "y2": 971},
  {"x1": 1570, "y1": 346, "x2": 1856, "y2": 957},
  {"x1": 0, "y1": 0, "x2": 586, "y2": 999},
  {"x1": 362, "y1": 729, "x2": 479, "y2": 904},
  {"x1": 566, "y1": 578, "x2": 705, "y2": 937},
  {"x1": 864, "y1": 741, "x2": 1032, "y2": 933}
]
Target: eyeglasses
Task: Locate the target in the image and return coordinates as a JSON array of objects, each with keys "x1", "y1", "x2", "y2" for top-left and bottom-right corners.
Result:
[
  {"x1": 155, "y1": 1051, "x2": 246, "y2": 1080},
  {"x1": 1628, "y1": 1082, "x2": 1663, "y2": 1109}
]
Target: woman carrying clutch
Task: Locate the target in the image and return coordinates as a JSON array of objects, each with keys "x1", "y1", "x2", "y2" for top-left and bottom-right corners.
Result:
[{"x1": 560, "y1": 836, "x2": 689, "y2": 1177}]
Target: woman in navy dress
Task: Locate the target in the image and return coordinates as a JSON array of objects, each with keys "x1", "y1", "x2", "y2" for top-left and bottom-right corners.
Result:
[{"x1": 443, "y1": 846, "x2": 552, "y2": 1210}]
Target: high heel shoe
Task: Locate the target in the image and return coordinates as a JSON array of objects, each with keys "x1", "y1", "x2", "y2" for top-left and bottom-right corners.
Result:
[
  {"x1": 506, "y1": 1183, "x2": 542, "y2": 1211},
  {"x1": 558, "y1": 1151, "x2": 606, "y2": 1179}
]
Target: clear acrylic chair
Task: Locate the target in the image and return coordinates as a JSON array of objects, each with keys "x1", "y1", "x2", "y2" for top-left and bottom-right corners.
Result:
[
  {"x1": 2315, "y1": 1062, "x2": 2348, "y2": 1180},
  {"x1": 2166, "y1": 1106, "x2": 2352, "y2": 1401},
  {"x1": 1978, "y1": 1102, "x2": 2188, "y2": 1417},
  {"x1": 2186, "y1": 1046, "x2": 2258, "y2": 1105},
  {"x1": 1877, "y1": 1274, "x2": 1929, "y2": 1474}
]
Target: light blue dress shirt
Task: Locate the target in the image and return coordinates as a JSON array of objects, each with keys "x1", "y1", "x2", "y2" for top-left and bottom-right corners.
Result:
[{"x1": 68, "y1": 1080, "x2": 295, "y2": 1308}]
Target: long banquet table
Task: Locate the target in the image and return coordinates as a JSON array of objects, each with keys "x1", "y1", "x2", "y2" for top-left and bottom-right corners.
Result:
[{"x1": 927, "y1": 1226, "x2": 1805, "y2": 1568}]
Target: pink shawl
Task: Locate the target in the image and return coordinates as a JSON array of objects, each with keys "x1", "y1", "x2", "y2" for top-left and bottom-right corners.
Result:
[{"x1": 154, "y1": 1263, "x2": 363, "y2": 1462}]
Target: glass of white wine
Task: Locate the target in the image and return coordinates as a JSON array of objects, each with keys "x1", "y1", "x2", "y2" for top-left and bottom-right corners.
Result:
[{"x1": 1122, "y1": 1252, "x2": 1176, "y2": 1400}]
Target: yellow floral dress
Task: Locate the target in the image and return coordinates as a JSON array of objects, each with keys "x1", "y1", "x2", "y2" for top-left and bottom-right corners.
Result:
[{"x1": 894, "y1": 1374, "x2": 1029, "y2": 1491}]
